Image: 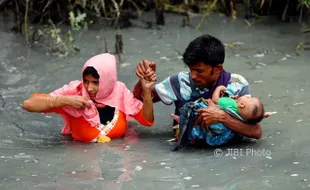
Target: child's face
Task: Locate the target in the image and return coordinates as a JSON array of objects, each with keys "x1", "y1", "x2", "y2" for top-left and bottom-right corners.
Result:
[{"x1": 236, "y1": 96, "x2": 262, "y2": 121}]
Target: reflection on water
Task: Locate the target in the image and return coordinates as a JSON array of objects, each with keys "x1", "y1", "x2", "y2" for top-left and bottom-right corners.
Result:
[{"x1": 59, "y1": 125, "x2": 148, "y2": 190}]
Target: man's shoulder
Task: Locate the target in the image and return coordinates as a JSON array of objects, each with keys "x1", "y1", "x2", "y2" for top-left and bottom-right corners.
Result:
[
  {"x1": 172, "y1": 71, "x2": 189, "y2": 78},
  {"x1": 158, "y1": 71, "x2": 189, "y2": 80},
  {"x1": 229, "y1": 73, "x2": 249, "y2": 85},
  {"x1": 160, "y1": 71, "x2": 190, "y2": 84},
  {"x1": 154, "y1": 71, "x2": 190, "y2": 105},
  {"x1": 227, "y1": 73, "x2": 251, "y2": 96}
]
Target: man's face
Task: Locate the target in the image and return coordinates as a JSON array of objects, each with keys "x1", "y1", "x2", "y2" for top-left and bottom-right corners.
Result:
[{"x1": 188, "y1": 62, "x2": 222, "y2": 89}]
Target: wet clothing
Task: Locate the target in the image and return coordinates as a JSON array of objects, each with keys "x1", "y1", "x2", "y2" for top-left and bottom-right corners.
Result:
[
  {"x1": 154, "y1": 70, "x2": 251, "y2": 149},
  {"x1": 154, "y1": 71, "x2": 250, "y2": 125},
  {"x1": 173, "y1": 97, "x2": 244, "y2": 151},
  {"x1": 35, "y1": 94, "x2": 153, "y2": 142}
]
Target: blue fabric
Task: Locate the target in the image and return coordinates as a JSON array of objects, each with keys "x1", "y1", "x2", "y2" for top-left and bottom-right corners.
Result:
[
  {"x1": 155, "y1": 72, "x2": 251, "y2": 106},
  {"x1": 172, "y1": 98, "x2": 244, "y2": 151}
]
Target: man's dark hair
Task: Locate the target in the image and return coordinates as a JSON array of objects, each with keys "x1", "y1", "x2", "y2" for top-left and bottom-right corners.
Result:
[
  {"x1": 183, "y1": 34, "x2": 225, "y2": 67},
  {"x1": 83, "y1": 66, "x2": 100, "y2": 79},
  {"x1": 247, "y1": 102, "x2": 265, "y2": 125}
]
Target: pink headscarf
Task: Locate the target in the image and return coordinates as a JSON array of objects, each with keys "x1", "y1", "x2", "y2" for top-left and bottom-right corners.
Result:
[{"x1": 50, "y1": 53, "x2": 143, "y2": 134}]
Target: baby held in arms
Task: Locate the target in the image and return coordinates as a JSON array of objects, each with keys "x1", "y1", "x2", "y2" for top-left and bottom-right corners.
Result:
[
  {"x1": 174, "y1": 85, "x2": 265, "y2": 149},
  {"x1": 212, "y1": 85, "x2": 265, "y2": 124}
]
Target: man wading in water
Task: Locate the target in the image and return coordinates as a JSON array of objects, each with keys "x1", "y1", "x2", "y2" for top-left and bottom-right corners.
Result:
[{"x1": 133, "y1": 34, "x2": 263, "y2": 145}]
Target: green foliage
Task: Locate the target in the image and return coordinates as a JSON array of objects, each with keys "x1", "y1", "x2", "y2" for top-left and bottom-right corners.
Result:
[
  {"x1": 2, "y1": 0, "x2": 310, "y2": 55},
  {"x1": 35, "y1": 20, "x2": 80, "y2": 56},
  {"x1": 299, "y1": 0, "x2": 310, "y2": 7},
  {"x1": 69, "y1": 11, "x2": 87, "y2": 31}
]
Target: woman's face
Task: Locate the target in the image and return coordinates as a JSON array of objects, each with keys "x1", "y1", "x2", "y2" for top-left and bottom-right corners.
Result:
[{"x1": 83, "y1": 74, "x2": 99, "y2": 99}]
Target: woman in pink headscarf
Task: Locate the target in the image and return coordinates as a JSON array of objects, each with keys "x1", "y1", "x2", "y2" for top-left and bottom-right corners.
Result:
[{"x1": 22, "y1": 53, "x2": 156, "y2": 143}]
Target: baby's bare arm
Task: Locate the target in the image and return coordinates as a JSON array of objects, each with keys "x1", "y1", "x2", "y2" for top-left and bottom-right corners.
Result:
[{"x1": 212, "y1": 85, "x2": 227, "y2": 104}]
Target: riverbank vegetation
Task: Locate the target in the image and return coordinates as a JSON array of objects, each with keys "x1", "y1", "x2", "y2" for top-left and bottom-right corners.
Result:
[{"x1": 0, "y1": 0, "x2": 309, "y2": 55}]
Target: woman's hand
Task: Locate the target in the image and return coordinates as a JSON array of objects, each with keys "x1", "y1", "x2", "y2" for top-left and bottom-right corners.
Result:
[
  {"x1": 140, "y1": 68, "x2": 157, "y2": 90},
  {"x1": 66, "y1": 95, "x2": 91, "y2": 109},
  {"x1": 140, "y1": 77, "x2": 157, "y2": 90},
  {"x1": 22, "y1": 94, "x2": 90, "y2": 112},
  {"x1": 139, "y1": 65, "x2": 157, "y2": 124},
  {"x1": 137, "y1": 60, "x2": 157, "y2": 90},
  {"x1": 136, "y1": 60, "x2": 156, "y2": 79}
]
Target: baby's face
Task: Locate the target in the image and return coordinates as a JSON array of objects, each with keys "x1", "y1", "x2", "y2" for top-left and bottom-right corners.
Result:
[{"x1": 236, "y1": 96, "x2": 262, "y2": 121}]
